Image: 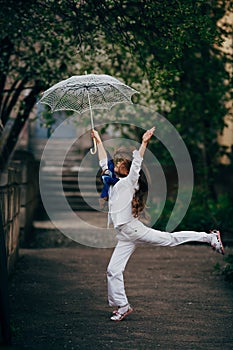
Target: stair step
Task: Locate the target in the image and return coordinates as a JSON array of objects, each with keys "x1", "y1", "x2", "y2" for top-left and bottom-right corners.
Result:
[
  {"x1": 41, "y1": 183, "x2": 97, "y2": 190},
  {"x1": 41, "y1": 167, "x2": 95, "y2": 174},
  {"x1": 41, "y1": 179, "x2": 101, "y2": 189},
  {"x1": 35, "y1": 202, "x2": 99, "y2": 213},
  {"x1": 34, "y1": 138, "x2": 103, "y2": 212}
]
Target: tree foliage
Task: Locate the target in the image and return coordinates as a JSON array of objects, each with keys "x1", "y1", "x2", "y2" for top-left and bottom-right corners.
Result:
[
  {"x1": 76, "y1": 0, "x2": 232, "y2": 201},
  {"x1": 0, "y1": 0, "x2": 79, "y2": 167},
  {"x1": 0, "y1": 0, "x2": 232, "y2": 205}
]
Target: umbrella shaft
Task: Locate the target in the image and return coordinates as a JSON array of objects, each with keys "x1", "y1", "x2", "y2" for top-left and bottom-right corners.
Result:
[{"x1": 87, "y1": 91, "x2": 94, "y2": 130}]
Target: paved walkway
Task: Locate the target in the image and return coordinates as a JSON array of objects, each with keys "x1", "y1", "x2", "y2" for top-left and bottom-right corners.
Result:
[{"x1": 8, "y1": 234, "x2": 233, "y2": 350}]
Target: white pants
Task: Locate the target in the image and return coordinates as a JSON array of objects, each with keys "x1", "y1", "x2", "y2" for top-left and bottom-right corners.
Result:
[{"x1": 107, "y1": 219, "x2": 211, "y2": 307}]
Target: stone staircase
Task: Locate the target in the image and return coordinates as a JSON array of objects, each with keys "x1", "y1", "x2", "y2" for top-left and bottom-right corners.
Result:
[
  {"x1": 30, "y1": 138, "x2": 102, "y2": 211},
  {"x1": 29, "y1": 138, "x2": 108, "y2": 246}
]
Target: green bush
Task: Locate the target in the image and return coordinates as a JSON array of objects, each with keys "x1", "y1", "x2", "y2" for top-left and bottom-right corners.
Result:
[
  {"x1": 222, "y1": 254, "x2": 233, "y2": 283},
  {"x1": 214, "y1": 254, "x2": 233, "y2": 284},
  {"x1": 152, "y1": 190, "x2": 233, "y2": 238},
  {"x1": 184, "y1": 193, "x2": 233, "y2": 234}
]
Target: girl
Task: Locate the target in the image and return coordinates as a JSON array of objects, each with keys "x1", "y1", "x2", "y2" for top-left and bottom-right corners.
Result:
[{"x1": 91, "y1": 127, "x2": 224, "y2": 322}]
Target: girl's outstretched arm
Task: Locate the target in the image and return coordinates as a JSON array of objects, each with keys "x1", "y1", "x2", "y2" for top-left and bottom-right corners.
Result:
[
  {"x1": 91, "y1": 129, "x2": 107, "y2": 162},
  {"x1": 139, "y1": 127, "x2": 155, "y2": 158}
]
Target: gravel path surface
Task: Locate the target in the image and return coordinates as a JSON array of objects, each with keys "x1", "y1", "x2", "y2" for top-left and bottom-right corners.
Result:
[{"x1": 8, "y1": 242, "x2": 233, "y2": 350}]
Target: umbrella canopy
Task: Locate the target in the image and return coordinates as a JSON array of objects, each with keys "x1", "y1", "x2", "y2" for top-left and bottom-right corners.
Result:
[{"x1": 39, "y1": 74, "x2": 139, "y2": 153}]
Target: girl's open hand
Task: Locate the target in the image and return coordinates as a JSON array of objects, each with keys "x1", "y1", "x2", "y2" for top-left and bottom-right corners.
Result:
[{"x1": 142, "y1": 127, "x2": 156, "y2": 144}]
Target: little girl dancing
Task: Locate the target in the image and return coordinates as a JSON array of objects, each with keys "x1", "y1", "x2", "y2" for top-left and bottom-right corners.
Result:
[{"x1": 91, "y1": 127, "x2": 224, "y2": 322}]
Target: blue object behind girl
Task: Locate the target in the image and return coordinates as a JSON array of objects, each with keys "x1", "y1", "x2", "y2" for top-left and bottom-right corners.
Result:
[{"x1": 100, "y1": 153, "x2": 119, "y2": 200}]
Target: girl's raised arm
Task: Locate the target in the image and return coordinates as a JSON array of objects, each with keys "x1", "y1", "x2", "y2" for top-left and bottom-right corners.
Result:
[{"x1": 138, "y1": 127, "x2": 155, "y2": 158}]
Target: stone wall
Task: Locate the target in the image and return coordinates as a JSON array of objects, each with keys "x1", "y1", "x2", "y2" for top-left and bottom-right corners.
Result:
[{"x1": 0, "y1": 151, "x2": 39, "y2": 274}]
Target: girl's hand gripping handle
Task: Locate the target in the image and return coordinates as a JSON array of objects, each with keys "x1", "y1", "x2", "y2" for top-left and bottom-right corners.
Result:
[
  {"x1": 91, "y1": 129, "x2": 107, "y2": 160},
  {"x1": 90, "y1": 133, "x2": 97, "y2": 155}
]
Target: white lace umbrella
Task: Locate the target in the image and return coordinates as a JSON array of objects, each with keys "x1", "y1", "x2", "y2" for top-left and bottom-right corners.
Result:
[{"x1": 39, "y1": 74, "x2": 139, "y2": 154}]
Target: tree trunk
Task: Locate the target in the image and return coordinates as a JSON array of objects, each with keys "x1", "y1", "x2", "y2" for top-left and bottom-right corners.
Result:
[{"x1": 0, "y1": 86, "x2": 40, "y2": 170}]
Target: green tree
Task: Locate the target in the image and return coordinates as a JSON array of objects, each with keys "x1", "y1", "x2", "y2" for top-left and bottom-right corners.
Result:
[
  {"x1": 78, "y1": 0, "x2": 232, "y2": 199},
  {"x1": 167, "y1": 2, "x2": 232, "y2": 202},
  {"x1": 1, "y1": 0, "x2": 231, "y2": 200},
  {"x1": 0, "y1": 0, "x2": 79, "y2": 169}
]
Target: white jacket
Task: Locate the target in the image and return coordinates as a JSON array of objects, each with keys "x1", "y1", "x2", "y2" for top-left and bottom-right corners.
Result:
[{"x1": 99, "y1": 150, "x2": 143, "y2": 227}]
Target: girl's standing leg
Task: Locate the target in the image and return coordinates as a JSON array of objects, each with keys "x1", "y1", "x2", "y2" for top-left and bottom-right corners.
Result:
[{"x1": 107, "y1": 239, "x2": 136, "y2": 307}]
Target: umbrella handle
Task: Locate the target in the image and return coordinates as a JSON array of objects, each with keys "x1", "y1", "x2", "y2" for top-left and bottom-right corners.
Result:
[{"x1": 90, "y1": 137, "x2": 97, "y2": 155}]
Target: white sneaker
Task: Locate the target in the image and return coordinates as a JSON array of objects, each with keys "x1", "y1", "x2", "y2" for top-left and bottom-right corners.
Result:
[
  {"x1": 210, "y1": 230, "x2": 224, "y2": 255},
  {"x1": 110, "y1": 305, "x2": 134, "y2": 321}
]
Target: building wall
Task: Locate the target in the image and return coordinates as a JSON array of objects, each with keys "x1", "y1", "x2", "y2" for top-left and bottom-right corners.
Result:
[
  {"x1": 217, "y1": 9, "x2": 233, "y2": 163},
  {"x1": 0, "y1": 151, "x2": 39, "y2": 274}
]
